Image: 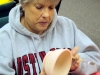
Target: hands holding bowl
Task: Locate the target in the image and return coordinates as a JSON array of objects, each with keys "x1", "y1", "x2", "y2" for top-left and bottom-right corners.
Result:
[{"x1": 40, "y1": 46, "x2": 81, "y2": 75}]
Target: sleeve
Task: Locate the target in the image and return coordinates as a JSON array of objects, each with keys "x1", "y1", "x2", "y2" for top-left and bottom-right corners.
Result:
[
  {"x1": 71, "y1": 21, "x2": 100, "y2": 75},
  {"x1": 0, "y1": 31, "x2": 15, "y2": 74}
]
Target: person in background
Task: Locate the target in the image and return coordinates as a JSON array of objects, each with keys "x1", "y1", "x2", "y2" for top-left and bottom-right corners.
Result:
[{"x1": 0, "y1": 0, "x2": 100, "y2": 75}]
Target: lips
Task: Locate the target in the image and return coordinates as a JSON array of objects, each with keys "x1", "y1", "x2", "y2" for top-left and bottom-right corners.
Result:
[{"x1": 39, "y1": 22, "x2": 48, "y2": 26}]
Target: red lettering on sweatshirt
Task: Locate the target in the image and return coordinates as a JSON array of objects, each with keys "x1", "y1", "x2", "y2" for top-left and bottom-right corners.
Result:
[
  {"x1": 50, "y1": 48, "x2": 55, "y2": 51},
  {"x1": 39, "y1": 51, "x2": 46, "y2": 62},
  {"x1": 22, "y1": 55, "x2": 30, "y2": 75},
  {"x1": 29, "y1": 54, "x2": 37, "y2": 75},
  {"x1": 13, "y1": 61, "x2": 16, "y2": 71},
  {"x1": 17, "y1": 57, "x2": 23, "y2": 75}
]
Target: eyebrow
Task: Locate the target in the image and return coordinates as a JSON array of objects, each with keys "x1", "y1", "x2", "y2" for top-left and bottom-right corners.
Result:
[
  {"x1": 34, "y1": 3, "x2": 43, "y2": 5},
  {"x1": 33, "y1": 2, "x2": 55, "y2": 6}
]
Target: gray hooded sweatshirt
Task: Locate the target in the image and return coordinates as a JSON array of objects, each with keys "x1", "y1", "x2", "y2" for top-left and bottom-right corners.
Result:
[{"x1": 0, "y1": 4, "x2": 100, "y2": 75}]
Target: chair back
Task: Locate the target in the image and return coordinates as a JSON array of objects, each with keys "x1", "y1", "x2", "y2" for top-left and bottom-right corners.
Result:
[{"x1": 0, "y1": 16, "x2": 8, "y2": 28}]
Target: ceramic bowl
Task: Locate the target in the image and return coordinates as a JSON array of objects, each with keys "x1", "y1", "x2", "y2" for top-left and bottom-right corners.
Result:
[{"x1": 43, "y1": 49, "x2": 72, "y2": 75}]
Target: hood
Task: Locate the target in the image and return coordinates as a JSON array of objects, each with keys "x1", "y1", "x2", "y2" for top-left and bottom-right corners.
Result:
[{"x1": 9, "y1": 4, "x2": 58, "y2": 37}]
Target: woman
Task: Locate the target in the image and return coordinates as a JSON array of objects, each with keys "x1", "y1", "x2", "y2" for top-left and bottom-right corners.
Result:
[{"x1": 0, "y1": 0, "x2": 100, "y2": 75}]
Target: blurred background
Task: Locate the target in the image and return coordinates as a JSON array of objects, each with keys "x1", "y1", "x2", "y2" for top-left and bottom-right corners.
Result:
[{"x1": 58, "y1": 0, "x2": 100, "y2": 48}]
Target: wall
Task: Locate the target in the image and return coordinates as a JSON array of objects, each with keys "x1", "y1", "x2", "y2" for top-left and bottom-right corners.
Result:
[{"x1": 58, "y1": 0, "x2": 100, "y2": 48}]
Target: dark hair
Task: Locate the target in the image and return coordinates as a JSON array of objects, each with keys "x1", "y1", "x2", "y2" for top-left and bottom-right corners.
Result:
[{"x1": 20, "y1": 7, "x2": 24, "y2": 18}]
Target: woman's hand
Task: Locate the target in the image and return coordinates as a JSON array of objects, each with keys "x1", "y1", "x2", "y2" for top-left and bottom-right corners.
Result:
[{"x1": 70, "y1": 46, "x2": 81, "y2": 71}]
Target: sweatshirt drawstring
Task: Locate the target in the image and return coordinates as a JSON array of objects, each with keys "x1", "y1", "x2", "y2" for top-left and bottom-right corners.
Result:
[{"x1": 31, "y1": 36, "x2": 41, "y2": 73}]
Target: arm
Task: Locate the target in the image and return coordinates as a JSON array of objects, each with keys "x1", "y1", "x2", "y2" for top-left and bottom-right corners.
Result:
[
  {"x1": 0, "y1": 31, "x2": 15, "y2": 74},
  {"x1": 71, "y1": 21, "x2": 100, "y2": 75}
]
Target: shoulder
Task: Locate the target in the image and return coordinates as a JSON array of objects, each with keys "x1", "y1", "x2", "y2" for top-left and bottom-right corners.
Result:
[
  {"x1": 0, "y1": 23, "x2": 13, "y2": 48},
  {"x1": 57, "y1": 16, "x2": 74, "y2": 24},
  {"x1": 0, "y1": 24, "x2": 13, "y2": 59},
  {"x1": 55, "y1": 16, "x2": 77, "y2": 30},
  {"x1": 0, "y1": 23, "x2": 13, "y2": 37}
]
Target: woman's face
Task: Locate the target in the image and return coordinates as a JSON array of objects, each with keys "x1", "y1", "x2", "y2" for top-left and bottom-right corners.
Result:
[{"x1": 21, "y1": 0, "x2": 56, "y2": 34}]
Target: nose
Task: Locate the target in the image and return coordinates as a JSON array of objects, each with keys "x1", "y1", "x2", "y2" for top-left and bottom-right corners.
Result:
[{"x1": 42, "y1": 8, "x2": 49, "y2": 18}]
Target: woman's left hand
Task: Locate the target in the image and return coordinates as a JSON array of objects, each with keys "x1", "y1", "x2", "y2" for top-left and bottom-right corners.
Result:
[{"x1": 70, "y1": 46, "x2": 81, "y2": 71}]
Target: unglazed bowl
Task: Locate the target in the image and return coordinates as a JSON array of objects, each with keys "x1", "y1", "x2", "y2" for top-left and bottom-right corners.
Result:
[{"x1": 43, "y1": 49, "x2": 72, "y2": 75}]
